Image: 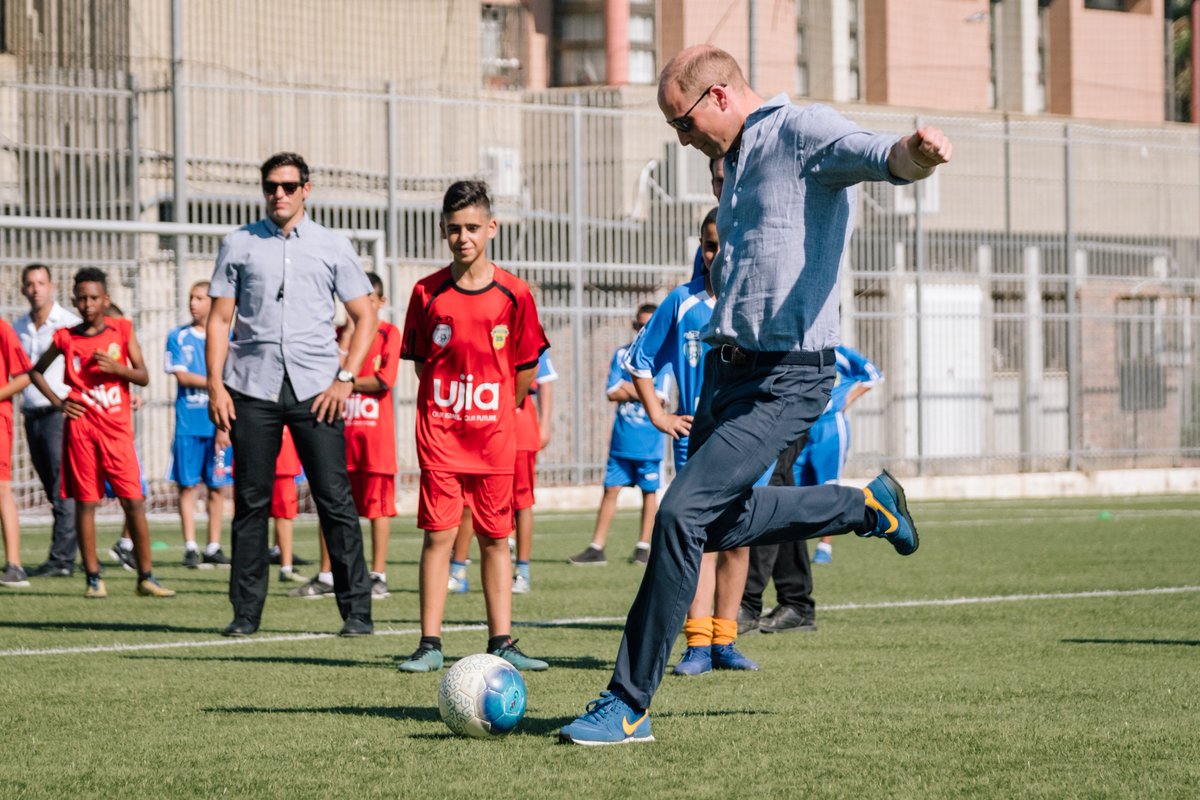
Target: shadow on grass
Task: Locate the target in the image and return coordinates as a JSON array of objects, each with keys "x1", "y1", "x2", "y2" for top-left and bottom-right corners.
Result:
[
  {"x1": 0, "y1": 619, "x2": 218, "y2": 634},
  {"x1": 126, "y1": 654, "x2": 388, "y2": 668},
  {"x1": 1062, "y1": 637, "x2": 1200, "y2": 647},
  {"x1": 206, "y1": 704, "x2": 443, "y2": 723},
  {"x1": 520, "y1": 621, "x2": 626, "y2": 633}
]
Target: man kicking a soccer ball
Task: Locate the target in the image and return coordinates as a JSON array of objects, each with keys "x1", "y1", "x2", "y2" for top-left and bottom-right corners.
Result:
[{"x1": 558, "y1": 44, "x2": 950, "y2": 745}]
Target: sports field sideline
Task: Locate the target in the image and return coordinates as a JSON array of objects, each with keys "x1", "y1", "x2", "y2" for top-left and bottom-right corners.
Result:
[{"x1": 1, "y1": 495, "x2": 1197, "y2": 799}]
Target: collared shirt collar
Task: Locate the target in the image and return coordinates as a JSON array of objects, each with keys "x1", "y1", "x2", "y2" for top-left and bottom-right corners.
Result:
[
  {"x1": 262, "y1": 213, "x2": 310, "y2": 239},
  {"x1": 21, "y1": 301, "x2": 78, "y2": 332}
]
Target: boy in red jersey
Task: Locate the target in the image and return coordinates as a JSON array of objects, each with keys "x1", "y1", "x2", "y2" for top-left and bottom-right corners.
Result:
[
  {"x1": 288, "y1": 273, "x2": 399, "y2": 599},
  {"x1": 0, "y1": 320, "x2": 33, "y2": 588},
  {"x1": 398, "y1": 180, "x2": 550, "y2": 673},
  {"x1": 271, "y1": 425, "x2": 307, "y2": 584},
  {"x1": 28, "y1": 268, "x2": 175, "y2": 599}
]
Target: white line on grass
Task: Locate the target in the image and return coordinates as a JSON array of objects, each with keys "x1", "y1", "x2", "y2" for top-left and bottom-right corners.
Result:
[{"x1": 1, "y1": 585, "x2": 1196, "y2": 658}]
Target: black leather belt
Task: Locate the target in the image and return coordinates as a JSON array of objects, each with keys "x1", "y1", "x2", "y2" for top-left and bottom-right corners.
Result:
[{"x1": 717, "y1": 345, "x2": 835, "y2": 368}]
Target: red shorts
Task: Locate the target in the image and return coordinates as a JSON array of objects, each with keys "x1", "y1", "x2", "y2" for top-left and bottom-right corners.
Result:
[
  {"x1": 418, "y1": 469, "x2": 513, "y2": 538},
  {"x1": 272, "y1": 476, "x2": 298, "y2": 519},
  {"x1": 350, "y1": 471, "x2": 396, "y2": 519},
  {"x1": 0, "y1": 415, "x2": 11, "y2": 481},
  {"x1": 513, "y1": 450, "x2": 537, "y2": 511},
  {"x1": 62, "y1": 418, "x2": 143, "y2": 502}
]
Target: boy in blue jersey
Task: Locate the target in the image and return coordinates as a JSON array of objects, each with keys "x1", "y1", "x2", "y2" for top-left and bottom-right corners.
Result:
[
  {"x1": 165, "y1": 281, "x2": 231, "y2": 568},
  {"x1": 624, "y1": 206, "x2": 760, "y2": 674},
  {"x1": 568, "y1": 305, "x2": 671, "y2": 566}
]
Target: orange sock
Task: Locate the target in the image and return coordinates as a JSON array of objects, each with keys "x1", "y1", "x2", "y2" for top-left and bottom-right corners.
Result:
[
  {"x1": 684, "y1": 616, "x2": 713, "y2": 647},
  {"x1": 712, "y1": 617, "x2": 738, "y2": 645}
]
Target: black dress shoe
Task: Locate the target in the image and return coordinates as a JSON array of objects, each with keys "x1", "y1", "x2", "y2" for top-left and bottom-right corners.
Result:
[
  {"x1": 737, "y1": 608, "x2": 761, "y2": 635},
  {"x1": 222, "y1": 618, "x2": 259, "y2": 637},
  {"x1": 30, "y1": 561, "x2": 74, "y2": 578},
  {"x1": 339, "y1": 617, "x2": 374, "y2": 637},
  {"x1": 759, "y1": 605, "x2": 817, "y2": 634}
]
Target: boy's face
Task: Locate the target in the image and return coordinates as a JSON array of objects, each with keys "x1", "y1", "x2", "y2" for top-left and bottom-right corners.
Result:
[
  {"x1": 73, "y1": 281, "x2": 109, "y2": 323},
  {"x1": 709, "y1": 159, "x2": 724, "y2": 199},
  {"x1": 441, "y1": 205, "x2": 497, "y2": 267},
  {"x1": 634, "y1": 310, "x2": 653, "y2": 332},
  {"x1": 700, "y1": 222, "x2": 719, "y2": 273},
  {"x1": 370, "y1": 286, "x2": 385, "y2": 311},
  {"x1": 189, "y1": 286, "x2": 211, "y2": 325}
]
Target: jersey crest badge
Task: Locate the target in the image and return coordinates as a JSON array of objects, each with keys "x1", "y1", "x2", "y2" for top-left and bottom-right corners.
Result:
[
  {"x1": 432, "y1": 319, "x2": 452, "y2": 348},
  {"x1": 107, "y1": 343, "x2": 122, "y2": 361},
  {"x1": 685, "y1": 330, "x2": 702, "y2": 368},
  {"x1": 491, "y1": 324, "x2": 509, "y2": 349}
]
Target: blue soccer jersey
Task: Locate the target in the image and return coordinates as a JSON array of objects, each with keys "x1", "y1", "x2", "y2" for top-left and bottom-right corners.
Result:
[
  {"x1": 607, "y1": 343, "x2": 670, "y2": 461},
  {"x1": 535, "y1": 351, "x2": 558, "y2": 388},
  {"x1": 625, "y1": 276, "x2": 714, "y2": 469},
  {"x1": 828, "y1": 345, "x2": 882, "y2": 415},
  {"x1": 164, "y1": 324, "x2": 213, "y2": 437}
]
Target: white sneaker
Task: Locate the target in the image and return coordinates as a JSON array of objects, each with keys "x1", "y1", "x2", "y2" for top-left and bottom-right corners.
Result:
[
  {"x1": 447, "y1": 574, "x2": 468, "y2": 593},
  {"x1": 512, "y1": 574, "x2": 531, "y2": 595}
]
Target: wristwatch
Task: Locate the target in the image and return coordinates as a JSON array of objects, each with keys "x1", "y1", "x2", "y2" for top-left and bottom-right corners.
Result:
[{"x1": 336, "y1": 369, "x2": 355, "y2": 383}]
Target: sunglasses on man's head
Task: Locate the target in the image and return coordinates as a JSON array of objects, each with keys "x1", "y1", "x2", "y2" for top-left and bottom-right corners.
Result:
[
  {"x1": 667, "y1": 84, "x2": 721, "y2": 133},
  {"x1": 262, "y1": 181, "x2": 303, "y2": 195}
]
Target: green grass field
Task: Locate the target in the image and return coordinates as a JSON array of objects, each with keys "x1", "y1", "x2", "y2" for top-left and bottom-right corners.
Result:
[{"x1": 1, "y1": 495, "x2": 1198, "y2": 799}]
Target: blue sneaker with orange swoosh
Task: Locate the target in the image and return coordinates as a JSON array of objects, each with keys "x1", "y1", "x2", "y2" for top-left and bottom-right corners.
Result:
[
  {"x1": 558, "y1": 692, "x2": 654, "y2": 746},
  {"x1": 858, "y1": 470, "x2": 919, "y2": 556}
]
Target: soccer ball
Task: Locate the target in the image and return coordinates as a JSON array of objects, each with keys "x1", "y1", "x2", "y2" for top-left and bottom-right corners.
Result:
[{"x1": 437, "y1": 653, "x2": 527, "y2": 738}]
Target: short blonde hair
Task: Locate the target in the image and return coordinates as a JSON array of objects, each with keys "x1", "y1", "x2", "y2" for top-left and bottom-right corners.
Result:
[{"x1": 659, "y1": 45, "x2": 747, "y2": 100}]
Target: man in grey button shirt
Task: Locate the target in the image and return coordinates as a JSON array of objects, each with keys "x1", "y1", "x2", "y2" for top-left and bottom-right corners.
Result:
[
  {"x1": 560, "y1": 45, "x2": 952, "y2": 745},
  {"x1": 15, "y1": 264, "x2": 81, "y2": 578},
  {"x1": 206, "y1": 152, "x2": 378, "y2": 638}
]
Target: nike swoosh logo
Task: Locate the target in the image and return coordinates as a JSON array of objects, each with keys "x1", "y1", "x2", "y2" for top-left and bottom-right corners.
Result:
[
  {"x1": 622, "y1": 713, "x2": 648, "y2": 735},
  {"x1": 864, "y1": 488, "x2": 899, "y2": 534}
]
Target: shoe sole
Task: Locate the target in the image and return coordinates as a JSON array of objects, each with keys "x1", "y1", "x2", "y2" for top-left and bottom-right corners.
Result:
[
  {"x1": 880, "y1": 469, "x2": 919, "y2": 555},
  {"x1": 293, "y1": 593, "x2": 333, "y2": 599},
  {"x1": 760, "y1": 624, "x2": 817, "y2": 634},
  {"x1": 0, "y1": 581, "x2": 31, "y2": 587},
  {"x1": 558, "y1": 733, "x2": 655, "y2": 746},
  {"x1": 567, "y1": 560, "x2": 607, "y2": 566}
]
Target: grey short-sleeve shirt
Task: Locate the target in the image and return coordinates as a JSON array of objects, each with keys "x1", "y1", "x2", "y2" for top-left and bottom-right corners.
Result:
[
  {"x1": 208, "y1": 215, "x2": 371, "y2": 402},
  {"x1": 706, "y1": 97, "x2": 908, "y2": 353}
]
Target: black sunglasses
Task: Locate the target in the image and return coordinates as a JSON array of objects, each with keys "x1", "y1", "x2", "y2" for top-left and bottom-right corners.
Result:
[
  {"x1": 262, "y1": 181, "x2": 303, "y2": 195},
  {"x1": 667, "y1": 84, "x2": 719, "y2": 132}
]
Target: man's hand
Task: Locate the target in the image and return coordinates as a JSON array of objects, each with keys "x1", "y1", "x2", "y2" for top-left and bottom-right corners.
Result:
[
  {"x1": 61, "y1": 398, "x2": 87, "y2": 420},
  {"x1": 650, "y1": 411, "x2": 693, "y2": 440},
  {"x1": 311, "y1": 380, "x2": 354, "y2": 424},
  {"x1": 215, "y1": 429, "x2": 231, "y2": 451},
  {"x1": 208, "y1": 381, "x2": 236, "y2": 432},
  {"x1": 906, "y1": 126, "x2": 952, "y2": 169}
]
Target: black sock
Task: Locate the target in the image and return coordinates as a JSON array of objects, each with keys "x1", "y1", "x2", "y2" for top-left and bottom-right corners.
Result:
[
  {"x1": 419, "y1": 636, "x2": 442, "y2": 652},
  {"x1": 488, "y1": 634, "x2": 512, "y2": 652},
  {"x1": 858, "y1": 507, "x2": 878, "y2": 533},
  {"x1": 138, "y1": 571, "x2": 152, "y2": 582},
  {"x1": 86, "y1": 571, "x2": 101, "y2": 581}
]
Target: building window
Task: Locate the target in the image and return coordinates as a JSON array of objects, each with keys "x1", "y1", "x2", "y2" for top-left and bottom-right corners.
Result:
[
  {"x1": 628, "y1": 2, "x2": 656, "y2": 85},
  {"x1": 482, "y1": 4, "x2": 527, "y2": 90},
  {"x1": 555, "y1": 2, "x2": 606, "y2": 86}
]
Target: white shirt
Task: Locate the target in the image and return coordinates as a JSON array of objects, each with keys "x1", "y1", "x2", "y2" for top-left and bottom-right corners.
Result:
[{"x1": 14, "y1": 302, "x2": 82, "y2": 408}]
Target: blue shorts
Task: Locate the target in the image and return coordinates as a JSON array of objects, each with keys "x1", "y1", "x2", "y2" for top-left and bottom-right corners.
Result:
[
  {"x1": 793, "y1": 413, "x2": 848, "y2": 487},
  {"x1": 167, "y1": 434, "x2": 233, "y2": 489},
  {"x1": 676, "y1": 437, "x2": 773, "y2": 487},
  {"x1": 604, "y1": 455, "x2": 660, "y2": 492}
]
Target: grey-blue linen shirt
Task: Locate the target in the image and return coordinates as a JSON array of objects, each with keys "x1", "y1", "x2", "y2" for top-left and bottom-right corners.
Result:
[
  {"x1": 208, "y1": 214, "x2": 372, "y2": 402},
  {"x1": 706, "y1": 96, "x2": 908, "y2": 353}
]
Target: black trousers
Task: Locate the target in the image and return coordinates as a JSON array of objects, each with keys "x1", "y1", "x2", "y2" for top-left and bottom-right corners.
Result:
[
  {"x1": 228, "y1": 378, "x2": 371, "y2": 625},
  {"x1": 23, "y1": 407, "x2": 77, "y2": 568},
  {"x1": 740, "y1": 437, "x2": 816, "y2": 618}
]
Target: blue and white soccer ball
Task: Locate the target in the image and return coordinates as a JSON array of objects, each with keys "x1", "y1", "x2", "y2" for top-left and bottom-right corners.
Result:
[{"x1": 437, "y1": 653, "x2": 527, "y2": 738}]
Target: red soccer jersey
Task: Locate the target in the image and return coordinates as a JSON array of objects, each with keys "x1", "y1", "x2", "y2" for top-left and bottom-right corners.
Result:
[
  {"x1": 401, "y1": 264, "x2": 548, "y2": 474},
  {"x1": 53, "y1": 317, "x2": 135, "y2": 437},
  {"x1": 340, "y1": 320, "x2": 400, "y2": 474},
  {"x1": 0, "y1": 320, "x2": 32, "y2": 425}
]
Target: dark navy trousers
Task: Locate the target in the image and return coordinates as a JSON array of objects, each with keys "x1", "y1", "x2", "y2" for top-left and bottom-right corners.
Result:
[
  {"x1": 228, "y1": 377, "x2": 372, "y2": 626},
  {"x1": 608, "y1": 353, "x2": 867, "y2": 710}
]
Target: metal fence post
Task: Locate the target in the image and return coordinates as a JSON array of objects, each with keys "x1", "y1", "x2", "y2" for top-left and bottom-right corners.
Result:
[
  {"x1": 570, "y1": 94, "x2": 585, "y2": 484},
  {"x1": 1064, "y1": 123, "x2": 1080, "y2": 471},
  {"x1": 171, "y1": 0, "x2": 188, "y2": 319},
  {"x1": 127, "y1": 73, "x2": 139, "y2": 223},
  {"x1": 913, "y1": 115, "x2": 926, "y2": 475}
]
